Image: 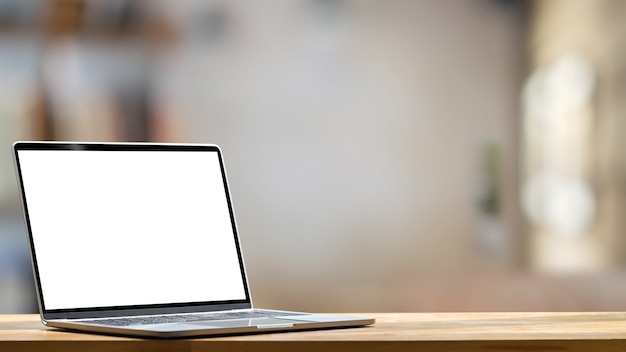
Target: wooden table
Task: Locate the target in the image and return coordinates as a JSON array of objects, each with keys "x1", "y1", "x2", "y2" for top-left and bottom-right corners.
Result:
[{"x1": 3, "y1": 312, "x2": 626, "y2": 351}]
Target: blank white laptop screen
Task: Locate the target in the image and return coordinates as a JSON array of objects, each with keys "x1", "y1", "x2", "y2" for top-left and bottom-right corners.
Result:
[{"x1": 17, "y1": 149, "x2": 247, "y2": 310}]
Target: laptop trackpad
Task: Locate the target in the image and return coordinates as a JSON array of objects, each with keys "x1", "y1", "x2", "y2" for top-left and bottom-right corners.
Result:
[{"x1": 192, "y1": 318, "x2": 298, "y2": 329}]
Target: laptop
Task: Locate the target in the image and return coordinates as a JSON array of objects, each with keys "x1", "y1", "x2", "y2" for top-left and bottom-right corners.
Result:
[{"x1": 12, "y1": 141, "x2": 374, "y2": 338}]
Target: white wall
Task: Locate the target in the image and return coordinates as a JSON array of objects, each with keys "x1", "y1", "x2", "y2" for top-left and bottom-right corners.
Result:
[{"x1": 154, "y1": 0, "x2": 527, "y2": 310}]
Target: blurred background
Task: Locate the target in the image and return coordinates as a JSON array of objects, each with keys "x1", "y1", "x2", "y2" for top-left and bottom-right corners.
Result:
[{"x1": 2, "y1": 0, "x2": 626, "y2": 314}]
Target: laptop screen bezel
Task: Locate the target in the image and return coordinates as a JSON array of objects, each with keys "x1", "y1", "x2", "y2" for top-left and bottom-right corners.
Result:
[{"x1": 13, "y1": 141, "x2": 253, "y2": 320}]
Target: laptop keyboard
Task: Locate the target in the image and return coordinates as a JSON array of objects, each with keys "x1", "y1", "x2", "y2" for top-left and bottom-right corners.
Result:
[{"x1": 80, "y1": 310, "x2": 304, "y2": 327}]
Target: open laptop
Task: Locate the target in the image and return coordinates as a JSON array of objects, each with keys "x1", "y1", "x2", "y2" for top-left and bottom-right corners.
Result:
[{"x1": 12, "y1": 141, "x2": 374, "y2": 338}]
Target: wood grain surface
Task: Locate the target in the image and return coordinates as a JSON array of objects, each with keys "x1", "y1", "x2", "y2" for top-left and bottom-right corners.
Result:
[{"x1": 3, "y1": 312, "x2": 626, "y2": 351}]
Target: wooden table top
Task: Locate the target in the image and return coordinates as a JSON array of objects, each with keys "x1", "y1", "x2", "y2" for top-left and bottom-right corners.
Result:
[{"x1": 3, "y1": 312, "x2": 626, "y2": 351}]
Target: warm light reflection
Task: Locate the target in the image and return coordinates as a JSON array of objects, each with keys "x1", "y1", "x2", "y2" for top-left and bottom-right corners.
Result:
[{"x1": 522, "y1": 53, "x2": 596, "y2": 238}]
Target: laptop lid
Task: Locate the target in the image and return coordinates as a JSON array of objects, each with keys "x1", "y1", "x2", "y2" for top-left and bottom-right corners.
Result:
[{"x1": 13, "y1": 142, "x2": 253, "y2": 321}]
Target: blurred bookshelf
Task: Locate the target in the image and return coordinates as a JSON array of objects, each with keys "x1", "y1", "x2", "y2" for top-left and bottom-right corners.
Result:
[
  {"x1": 0, "y1": 0, "x2": 171, "y2": 313},
  {"x1": 0, "y1": 0, "x2": 177, "y2": 206}
]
